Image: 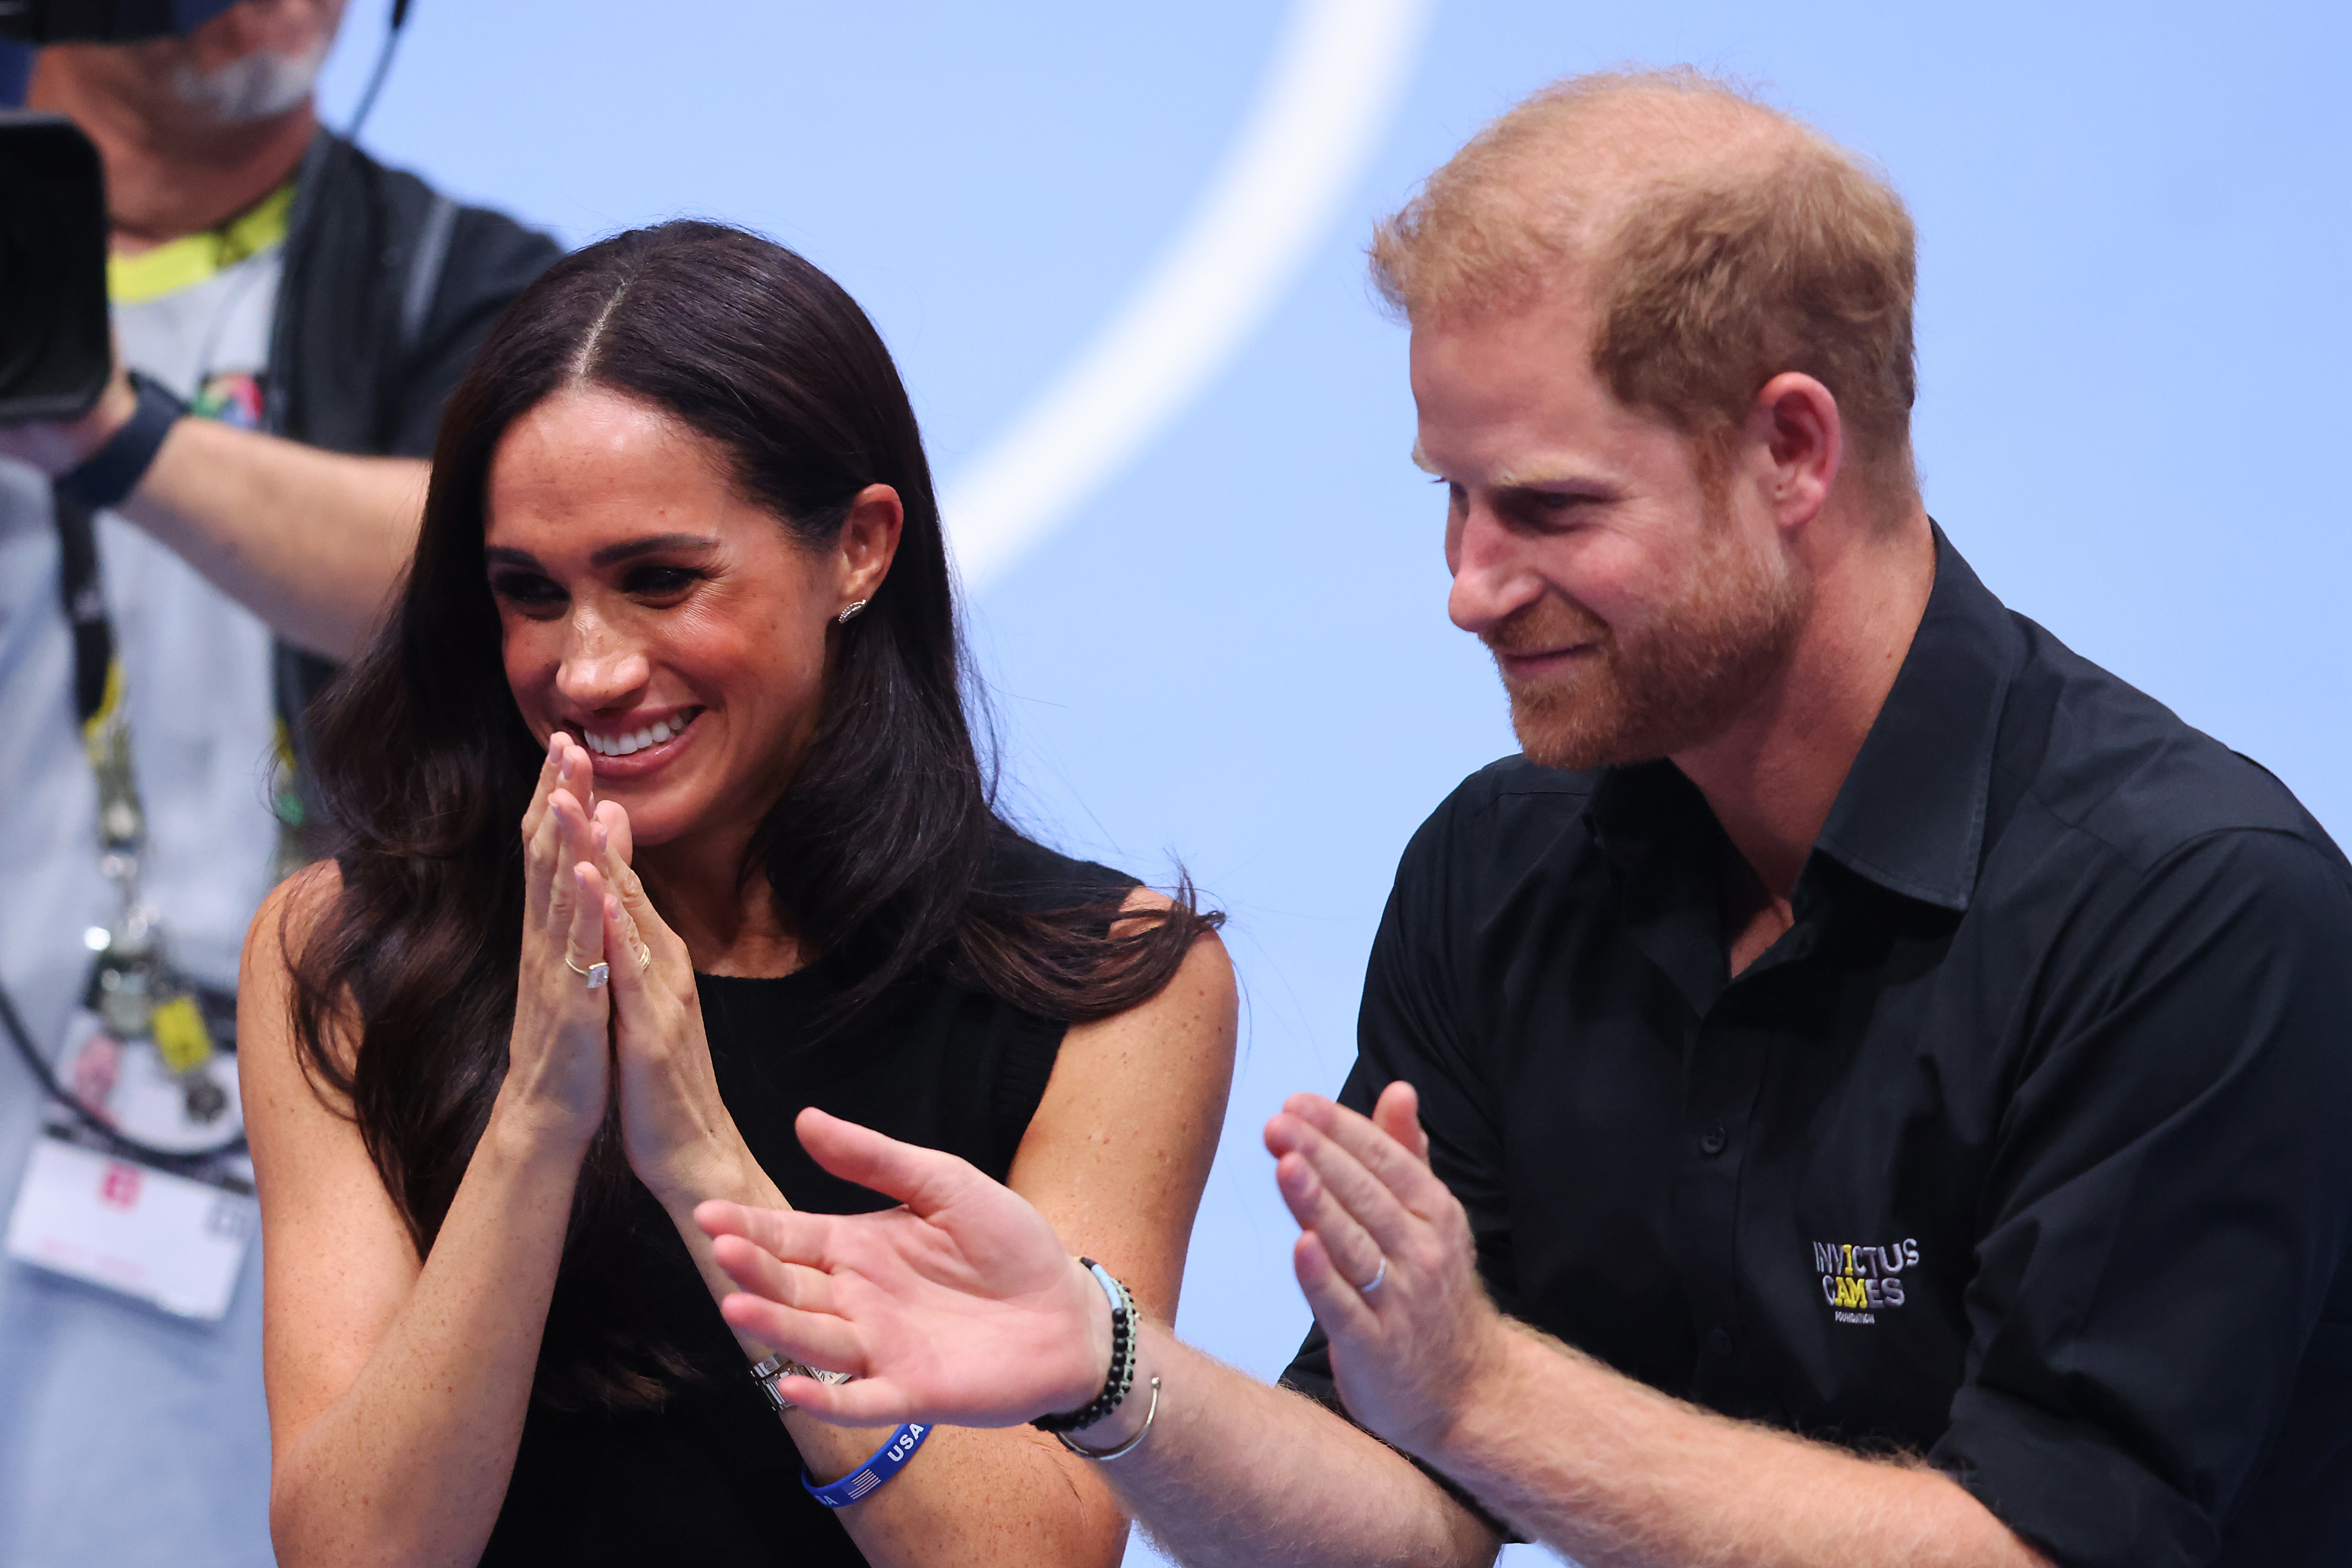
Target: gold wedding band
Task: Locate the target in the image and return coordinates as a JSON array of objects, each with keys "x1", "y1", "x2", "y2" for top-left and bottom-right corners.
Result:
[{"x1": 565, "y1": 955, "x2": 610, "y2": 989}]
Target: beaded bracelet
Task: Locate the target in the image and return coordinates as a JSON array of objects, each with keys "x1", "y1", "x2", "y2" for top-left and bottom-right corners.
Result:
[{"x1": 1030, "y1": 1258, "x2": 1137, "y2": 1434}]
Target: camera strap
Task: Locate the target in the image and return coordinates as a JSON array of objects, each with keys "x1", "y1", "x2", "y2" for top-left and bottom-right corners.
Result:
[
  {"x1": 49, "y1": 482, "x2": 145, "y2": 865},
  {"x1": 52, "y1": 489, "x2": 113, "y2": 732},
  {"x1": 47, "y1": 480, "x2": 245, "y2": 1155}
]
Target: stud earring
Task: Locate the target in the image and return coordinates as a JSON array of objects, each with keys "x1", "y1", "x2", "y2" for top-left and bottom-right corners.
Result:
[{"x1": 836, "y1": 600, "x2": 869, "y2": 624}]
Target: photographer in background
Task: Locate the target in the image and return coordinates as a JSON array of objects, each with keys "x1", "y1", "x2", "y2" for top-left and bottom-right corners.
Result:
[{"x1": 0, "y1": 2, "x2": 556, "y2": 1560}]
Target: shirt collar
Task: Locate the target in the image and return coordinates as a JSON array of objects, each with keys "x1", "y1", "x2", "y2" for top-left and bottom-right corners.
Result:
[
  {"x1": 1807, "y1": 524, "x2": 2019, "y2": 912},
  {"x1": 108, "y1": 180, "x2": 295, "y2": 308},
  {"x1": 1589, "y1": 524, "x2": 2019, "y2": 919}
]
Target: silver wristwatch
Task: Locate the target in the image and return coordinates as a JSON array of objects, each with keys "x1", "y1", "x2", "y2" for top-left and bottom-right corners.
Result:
[{"x1": 750, "y1": 1353, "x2": 853, "y2": 1413}]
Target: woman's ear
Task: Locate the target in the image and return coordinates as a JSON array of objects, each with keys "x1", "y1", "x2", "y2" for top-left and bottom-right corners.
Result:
[{"x1": 837, "y1": 484, "x2": 904, "y2": 611}]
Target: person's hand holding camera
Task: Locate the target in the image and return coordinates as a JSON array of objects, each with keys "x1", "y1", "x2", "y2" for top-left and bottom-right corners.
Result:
[{"x1": 0, "y1": 356, "x2": 136, "y2": 475}]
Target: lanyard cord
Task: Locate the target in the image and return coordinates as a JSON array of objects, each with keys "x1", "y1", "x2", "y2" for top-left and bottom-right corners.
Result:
[
  {"x1": 54, "y1": 485, "x2": 147, "y2": 879},
  {"x1": 43, "y1": 485, "x2": 248, "y2": 1167},
  {"x1": 53, "y1": 490, "x2": 110, "y2": 732},
  {"x1": 0, "y1": 978, "x2": 247, "y2": 1172}
]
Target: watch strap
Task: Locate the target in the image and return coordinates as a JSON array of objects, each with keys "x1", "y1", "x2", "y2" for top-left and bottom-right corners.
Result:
[{"x1": 55, "y1": 371, "x2": 188, "y2": 514}]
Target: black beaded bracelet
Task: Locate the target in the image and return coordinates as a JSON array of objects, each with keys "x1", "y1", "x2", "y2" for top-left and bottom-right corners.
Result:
[
  {"x1": 1031, "y1": 1258, "x2": 1138, "y2": 1435},
  {"x1": 55, "y1": 371, "x2": 187, "y2": 513}
]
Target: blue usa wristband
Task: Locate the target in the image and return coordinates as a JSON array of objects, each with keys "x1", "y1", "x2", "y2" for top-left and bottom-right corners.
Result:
[{"x1": 801, "y1": 1421, "x2": 931, "y2": 1509}]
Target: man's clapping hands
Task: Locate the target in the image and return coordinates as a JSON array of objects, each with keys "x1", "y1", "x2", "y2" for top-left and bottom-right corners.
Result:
[{"x1": 693, "y1": 1082, "x2": 1489, "y2": 1459}]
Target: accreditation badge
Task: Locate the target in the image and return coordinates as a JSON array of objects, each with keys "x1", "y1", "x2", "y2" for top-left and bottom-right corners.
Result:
[{"x1": 5, "y1": 1006, "x2": 255, "y2": 1320}]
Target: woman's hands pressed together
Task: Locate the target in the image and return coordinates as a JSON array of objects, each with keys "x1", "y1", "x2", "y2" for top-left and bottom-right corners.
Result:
[
  {"x1": 512, "y1": 731, "x2": 770, "y2": 1217},
  {"x1": 504, "y1": 734, "x2": 619, "y2": 1150},
  {"x1": 577, "y1": 789, "x2": 769, "y2": 1213}
]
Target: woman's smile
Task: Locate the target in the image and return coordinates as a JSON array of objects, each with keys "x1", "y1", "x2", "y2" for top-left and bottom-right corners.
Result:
[{"x1": 576, "y1": 704, "x2": 707, "y2": 779}]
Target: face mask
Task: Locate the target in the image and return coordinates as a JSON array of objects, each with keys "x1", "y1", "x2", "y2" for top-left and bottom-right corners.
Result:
[{"x1": 167, "y1": 36, "x2": 328, "y2": 123}]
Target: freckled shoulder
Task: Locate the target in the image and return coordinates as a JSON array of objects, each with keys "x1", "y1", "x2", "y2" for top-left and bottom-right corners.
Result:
[
  {"x1": 1010, "y1": 886, "x2": 1238, "y2": 1321},
  {"x1": 241, "y1": 859, "x2": 357, "y2": 1096}
]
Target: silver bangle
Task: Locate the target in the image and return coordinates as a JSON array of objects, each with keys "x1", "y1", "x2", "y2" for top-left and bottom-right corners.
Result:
[
  {"x1": 1053, "y1": 1374, "x2": 1161, "y2": 1461},
  {"x1": 750, "y1": 1352, "x2": 852, "y2": 1414}
]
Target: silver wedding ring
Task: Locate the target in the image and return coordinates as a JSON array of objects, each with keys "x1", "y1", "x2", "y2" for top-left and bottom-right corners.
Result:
[
  {"x1": 566, "y1": 956, "x2": 609, "y2": 989},
  {"x1": 1360, "y1": 1256, "x2": 1388, "y2": 1296}
]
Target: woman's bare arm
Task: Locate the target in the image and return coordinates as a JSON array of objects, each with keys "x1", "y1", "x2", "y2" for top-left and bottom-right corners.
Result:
[
  {"x1": 829, "y1": 889, "x2": 1236, "y2": 1568},
  {"x1": 252, "y1": 747, "x2": 618, "y2": 1567}
]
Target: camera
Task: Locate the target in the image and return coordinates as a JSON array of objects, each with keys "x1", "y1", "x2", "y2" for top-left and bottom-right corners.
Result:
[
  {"x1": 0, "y1": 113, "x2": 109, "y2": 422},
  {"x1": 0, "y1": 1, "x2": 243, "y2": 422},
  {"x1": 0, "y1": 1, "x2": 413, "y2": 421},
  {"x1": 0, "y1": 2, "x2": 241, "y2": 46}
]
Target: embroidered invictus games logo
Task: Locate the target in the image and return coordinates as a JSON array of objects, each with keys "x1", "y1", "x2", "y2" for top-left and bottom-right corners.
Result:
[{"x1": 1814, "y1": 1238, "x2": 1918, "y2": 1324}]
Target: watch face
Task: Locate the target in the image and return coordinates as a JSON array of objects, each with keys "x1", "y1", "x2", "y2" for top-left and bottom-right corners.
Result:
[{"x1": 751, "y1": 1359, "x2": 852, "y2": 1413}]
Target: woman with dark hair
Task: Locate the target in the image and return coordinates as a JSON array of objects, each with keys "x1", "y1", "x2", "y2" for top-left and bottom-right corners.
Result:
[{"x1": 238, "y1": 221, "x2": 1236, "y2": 1567}]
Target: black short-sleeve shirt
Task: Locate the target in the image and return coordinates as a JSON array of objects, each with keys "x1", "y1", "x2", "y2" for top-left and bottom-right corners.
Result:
[{"x1": 1283, "y1": 530, "x2": 2352, "y2": 1567}]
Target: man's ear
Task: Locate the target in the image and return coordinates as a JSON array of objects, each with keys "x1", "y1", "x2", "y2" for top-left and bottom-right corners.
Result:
[
  {"x1": 836, "y1": 483, "x2": 904, "y2": 609},
  {"x1": 1746, "y1": 372, "x2": 1843, "y2": 531}
]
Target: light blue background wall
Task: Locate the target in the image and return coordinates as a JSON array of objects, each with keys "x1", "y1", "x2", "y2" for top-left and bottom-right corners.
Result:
[{"x1": 318, "y1": 3, "x2": 2348, "y2": 1560}]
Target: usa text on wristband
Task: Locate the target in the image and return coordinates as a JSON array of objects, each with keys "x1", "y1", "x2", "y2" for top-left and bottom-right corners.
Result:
[
  {"x1": 801, "y1": 1422, "x2": 930, "y2": 1509},
  {"x1": 55, "y1": 371, "x2": 188, "y2": 513}
]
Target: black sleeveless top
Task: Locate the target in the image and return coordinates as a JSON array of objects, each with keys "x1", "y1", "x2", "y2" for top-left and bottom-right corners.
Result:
[{"x1": 479, "y1": 842, "x2": 1132, "y2": 1565}]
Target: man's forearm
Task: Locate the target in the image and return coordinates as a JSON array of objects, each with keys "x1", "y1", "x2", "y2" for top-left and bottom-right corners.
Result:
[
  {"x1": 1427, "y1": 1323, "x2": 2049, "y2": 1568},
  {"x1": 1075, "y1": 1324, "x2": 1496, "y2": 1568},
  {"x1": 119, "y1": 417, "x2": 426, "y2": 658}
]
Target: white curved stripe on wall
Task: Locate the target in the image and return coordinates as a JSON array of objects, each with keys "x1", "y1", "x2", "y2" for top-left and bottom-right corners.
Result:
[{"x1": 941, "y1": 0, "x2": 1437, "y2": 591}]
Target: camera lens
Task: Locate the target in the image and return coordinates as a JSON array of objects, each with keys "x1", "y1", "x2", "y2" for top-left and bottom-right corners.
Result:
[{"x1": 0, "y1": 113, "x2": 112, "y2": 423}]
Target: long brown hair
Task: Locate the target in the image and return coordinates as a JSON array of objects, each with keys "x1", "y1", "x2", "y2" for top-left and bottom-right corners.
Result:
[{"x1": 286, "y1": 221, "x2": 1217, "y2": 1403}]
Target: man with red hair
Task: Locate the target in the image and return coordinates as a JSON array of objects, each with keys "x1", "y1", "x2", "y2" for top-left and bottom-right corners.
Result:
[{"x1": 699, "y1": 69, "x2": 2351, "y2": 1568}]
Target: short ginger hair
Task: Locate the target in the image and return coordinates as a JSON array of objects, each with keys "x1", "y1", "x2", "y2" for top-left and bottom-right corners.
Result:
[{"x1": 1373, "y1": 68, "x2": 1920, "y2": 503}]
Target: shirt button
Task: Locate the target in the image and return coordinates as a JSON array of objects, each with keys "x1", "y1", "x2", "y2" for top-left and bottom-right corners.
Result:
[
  {"x1": 1699, "y1": 1124, "x2": 1728, "y2": 1157},
  {"x1": 1707, "y1": 1327, "x2": 1734, "y2": 1357}
]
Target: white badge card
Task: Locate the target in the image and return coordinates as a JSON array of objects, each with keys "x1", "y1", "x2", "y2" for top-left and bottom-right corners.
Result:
[
  {"x1": 4, "y1": 1008, "x2": 255, "y2": 1321},
  {"x1": 5, "y1": 1132, "x2": 255, "y2": 1319}
]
